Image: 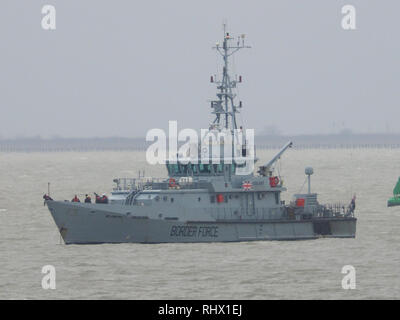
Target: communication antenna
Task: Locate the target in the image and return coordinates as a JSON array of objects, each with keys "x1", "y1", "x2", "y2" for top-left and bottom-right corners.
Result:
[{"x1": 210, "y1": 25, "x2": 251, "y2": 132}]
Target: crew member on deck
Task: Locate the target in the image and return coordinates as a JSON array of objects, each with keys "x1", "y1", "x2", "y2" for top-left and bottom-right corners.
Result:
[
  {"x1": 84, "y1": 194, "x2": 92, "y2": 203},
  {"x1": 94, "y1": 193, "x2": 108, "y2": 204},
  {"x1": 43, "y1": 194, "x2": 53, "y2": 206},
  {"x1": 95, "y1": 192, "x2": 101, "y2": 203},
  {"x1": 101, "y1": 194, "x2": 108, "y2": 204},
  {"x1": 43, "y1": 194, "x2": 53, "y2": 201},
  {"x1": 71, "y1": 195, "x2": 80, "y2": 202},
  {"x1": 346, "y1": 195, "x2": 356, "y2": 215}
]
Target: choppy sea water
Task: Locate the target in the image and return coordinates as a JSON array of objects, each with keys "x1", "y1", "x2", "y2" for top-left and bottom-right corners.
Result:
[{"x1": 0, "y1": 149, "x2": 400, "y2": 299}]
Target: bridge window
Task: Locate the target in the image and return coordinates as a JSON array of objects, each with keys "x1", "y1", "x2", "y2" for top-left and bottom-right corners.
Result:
[
  {"x1": 168, "y1": 163, "x2": 180, "y2": 175},
  {"x1": 181, "y1": 164, "x2": 188, "y2": 175},
  {"x1": 212, "y1": 164, "x2": 224, "y2": 175},
  {"x1": 212, "y1": 164, "x2": 217, "y2": 174},
  {"x1": 199, "y1": 164, "x2": 211, "y2": 173},
  {"x1": 275, "y1": 192, "x2": 279, "y2": 205}
]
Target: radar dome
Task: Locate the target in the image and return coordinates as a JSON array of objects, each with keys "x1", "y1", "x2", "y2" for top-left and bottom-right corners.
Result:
[{"x1": 305, "y1": 167, "x2": 314, "y2": 175}]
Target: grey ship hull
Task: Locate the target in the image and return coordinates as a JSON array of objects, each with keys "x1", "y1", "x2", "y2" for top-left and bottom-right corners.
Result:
[{"x1": 47, "y1": 201, "x2": 356, "y2": 244}]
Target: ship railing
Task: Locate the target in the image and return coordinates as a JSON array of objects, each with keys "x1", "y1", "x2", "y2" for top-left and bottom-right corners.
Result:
[
  {"x1": 113, "y1": 177, "x2": 167, "y2": 191},
  {"x1": 212, "y1": 204, "x2": 354, "y2": 222},
  {"x1": 142, "y1": 179, "x2": 211, "y2": 190},
  {"x1": 112, "y1": 178, "x2": 136, "y2": 191},
  {"x1": 312, "y1": 203, "x2": 355, "y2": 218},
  {"x1": 113, "y1": 176, "x2": 212, "y2": 191},
  {"x1": 136, "y1": 178, "x2": 168, "y2": 190},
  {"x1": 214, "y1": 207, "x2": 283, "y2": 221}
]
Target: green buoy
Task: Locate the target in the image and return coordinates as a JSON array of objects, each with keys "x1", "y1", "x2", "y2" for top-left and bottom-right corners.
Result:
[{"x1": 388, "y1": 177, "x2": 400, "y2": 207}]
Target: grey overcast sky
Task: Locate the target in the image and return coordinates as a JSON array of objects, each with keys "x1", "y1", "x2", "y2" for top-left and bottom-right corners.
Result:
[{"x1": 0, "y1": 0, "x2": 399, "y2": 138}]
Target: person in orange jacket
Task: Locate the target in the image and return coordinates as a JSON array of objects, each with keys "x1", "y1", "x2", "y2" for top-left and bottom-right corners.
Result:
[
  {"x1": 101, "y1": 194, "x2": 108, "y2": 204},
  {"x1": 94, "y1": 192, "x2": 101, "y2": 203},
  {"x1": 94, "y1": 193, "x2": 108, "y2": 204}
]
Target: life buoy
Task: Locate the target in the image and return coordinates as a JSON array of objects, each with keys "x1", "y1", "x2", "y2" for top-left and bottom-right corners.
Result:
[
  {"x1": 168, "y1": 178, "x2": 176, "y2": 188},
  {"x1": 269, "y1": 176, "x2": 280, "y2": 187}
]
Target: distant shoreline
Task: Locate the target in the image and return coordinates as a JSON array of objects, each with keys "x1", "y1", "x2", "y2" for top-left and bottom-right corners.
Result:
[{"x1": 1, "y1": 133, "x2": 400, "y2": 152}]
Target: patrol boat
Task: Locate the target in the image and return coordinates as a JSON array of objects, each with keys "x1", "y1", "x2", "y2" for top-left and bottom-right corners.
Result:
[{"x1": 46, "y1": 30, "x2": 357, "y2": 244}]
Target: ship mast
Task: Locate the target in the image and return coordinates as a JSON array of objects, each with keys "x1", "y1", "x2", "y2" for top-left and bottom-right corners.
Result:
[{"x1": 211, "y1": 25, "x2": 250, "y2": 132}]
